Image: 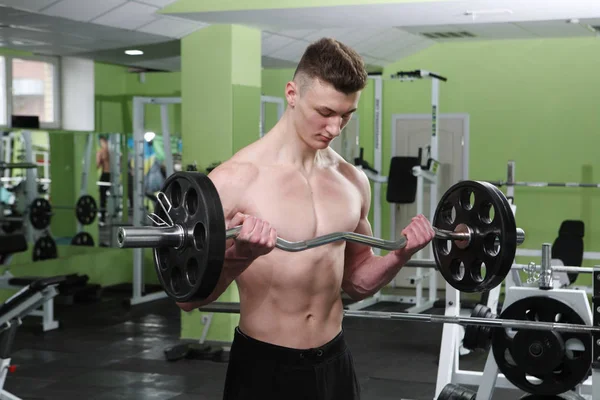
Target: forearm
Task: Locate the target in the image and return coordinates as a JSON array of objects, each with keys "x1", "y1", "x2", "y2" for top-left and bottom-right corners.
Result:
[
  {"x1": 176, "y1": 253, "x2": 252, "y2": 311},
  {"x1": 343, "y1": 252, "x2": 410, "y2": 301}
]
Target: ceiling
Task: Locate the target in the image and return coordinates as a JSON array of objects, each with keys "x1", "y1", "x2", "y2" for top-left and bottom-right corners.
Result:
[{"x1": 1, "y1": 0, "x2": 600, "y2": 72}]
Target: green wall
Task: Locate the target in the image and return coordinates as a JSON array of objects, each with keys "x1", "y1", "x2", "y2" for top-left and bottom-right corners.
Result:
[
  {"x1": 95, "y1": 63, "x2": 181, "y2": 136},
  {"x1": 377, "y1": 37, "x2": 600, "y2": 283}
]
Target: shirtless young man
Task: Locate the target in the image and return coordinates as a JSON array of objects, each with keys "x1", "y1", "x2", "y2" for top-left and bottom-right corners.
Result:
[{"x1": 178, "y1": 38, "x2": 436, "y2": 400}]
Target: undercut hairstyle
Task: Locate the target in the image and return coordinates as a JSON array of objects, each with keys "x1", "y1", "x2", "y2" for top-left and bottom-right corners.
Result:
[{"x1": 293, "y1": 37, "x2": 368, "y2": 95}]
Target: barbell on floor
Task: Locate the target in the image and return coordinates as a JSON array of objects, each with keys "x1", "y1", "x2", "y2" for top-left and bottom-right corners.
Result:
[
  {"x1": 192, "y1": 295, "x2": 593, "y2": 395},
  {"x1": 192, "y1": 300, "x2": 597, "y2": 335},
  {"x1": 116, "y1": 172, "x2": 526, "y2": 301}
]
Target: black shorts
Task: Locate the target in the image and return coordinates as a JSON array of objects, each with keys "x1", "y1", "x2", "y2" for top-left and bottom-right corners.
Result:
[{"x1": 223, "y1": 327, "x2": 361, "y2": 400}]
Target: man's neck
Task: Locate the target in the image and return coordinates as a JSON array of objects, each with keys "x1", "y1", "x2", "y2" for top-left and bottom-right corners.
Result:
[{"x1": 267, "y1": 113, "x2": 321, "y2": 174}]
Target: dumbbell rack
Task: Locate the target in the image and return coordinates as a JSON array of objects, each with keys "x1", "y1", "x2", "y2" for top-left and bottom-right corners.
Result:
[{"x1": 434, "y1": 247, "x2": 599, "y2": 399}]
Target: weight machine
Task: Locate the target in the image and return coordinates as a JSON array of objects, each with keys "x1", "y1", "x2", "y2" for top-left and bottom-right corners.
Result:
[
  {"x1": 433, "y1": 243, "x2": 598, "y2": 399},
  {"x1": 491, "y1": 160, "x2": 600, "y2": 293},
  {"x1": 349, "y1": 70, "x2": 446, "y2": 313},
  {"x1": 129, "y1": 96, "x2": 180, "y2": 306}
]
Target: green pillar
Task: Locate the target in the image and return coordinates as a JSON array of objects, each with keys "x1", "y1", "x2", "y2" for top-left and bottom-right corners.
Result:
[{"x1": 180, "y1": 24, "x2": 261, "y2": 342}]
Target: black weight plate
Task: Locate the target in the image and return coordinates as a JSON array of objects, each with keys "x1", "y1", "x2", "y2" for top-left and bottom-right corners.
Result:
[
  {"x1": 463, "y1": 304, "x2": 494, "y2": 351},
  {"x1": 32, "y1": 235, "x2": 58, "y2": 261},
  {"x1": 432, "y1": 180, "x2": 517, "y2": 292},
  {"x1": 152, "y1": 172, "x2": 226, "y2": 303},
  {"x1": 29, "y1": 198, "x2": 52, "y2": 230},
  {"x1": 492, "y1": 296, "x2": 591, "y2": 396},
  {"x1": 437, "y1": 383, "x2": 460, "y2": 400},
  {"x1": 76, "y1": 195, "x2": 97, "y2": 225},
  {"x1": 71, "y1": 231, "x2": 95, "y2": 246}
]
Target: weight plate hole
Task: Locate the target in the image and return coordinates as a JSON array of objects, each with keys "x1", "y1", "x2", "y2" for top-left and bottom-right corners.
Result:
[
  {"x1": 170, "y1": 181, "x2": 182, "y2": 208},
  {"x1": 170, "y1": 268, "x2": 182, "y2": 294},
  {"x1": 439, "y1": 202, "x2": 456, "y2": 225},
  {"x1": 504, "y1": 349, "x2": 517, "y2": 366},
  {"x1": 186, "y1": 258, "x2": 199, "y2": 286},
  {"x1": 484, "y1": 234, "x2": 501, "y2": 257},
  {"x1": 470, "y1": 261, "x2": 486, "y2": 283},
  {"x1": 450, "y1": 259, "x2": 465, "y2": 281},
  {"x1": 186, "y1": 188, "x2": 198, "y2": 215},
  {"x1": 437, "y1": 239, "x2": 452, "y2": 255},
  {"x1": 554, "y1": 313, "x2": 563, "y2": 323},
  {"x1": 565, "y1": 338, "x2": 585, "y2": 360},
  {"x1": 505, "y1": 328, "x2": 518, "y2": 339},
  {"x1": 479, "y1": 202, "x2": 495, "y2": 224},
  {"x1": 158, "y1": 248, "x2": 170, "y2": 271},
  {"x1": 525, "y1": 375, "x2": 541, "y2": 385},
  {"x1": 460, "y1": 188, "x2": 475, "y2": 211},
  {"x1": 193, "y1": 222, "x2": 206, "y2": 251}
]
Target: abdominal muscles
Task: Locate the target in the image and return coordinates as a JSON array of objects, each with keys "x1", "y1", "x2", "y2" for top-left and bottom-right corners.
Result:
[{"x1": 236, "y1": 242, "x2": 346, "y2": 349}]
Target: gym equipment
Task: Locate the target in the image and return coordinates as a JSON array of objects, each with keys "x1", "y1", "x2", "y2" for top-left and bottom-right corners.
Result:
[
  {"x1": 128, "y1": 96, "x2": 182, "y2": 306},
  {"x1": 436, "y1": 383, "x2": 476, "y2": 400},
  {"x1": 29, "y1": 198, "x2": 52, "y2": 230},
  {"x1": 32, "y1": 235, "x2": 57, "y2": 261},
  {"x1": 199, "y1": 299, "x2": 597, "y2": 335},
  {"x1": 0, "y1": 275, "x2": 66, "y2": 400},
  {"x1": 462, "y1": 304, "x2": 494, "y2": 352},
  {"x1": 0, "y1": 233, "x2": 65, "y2": 400},
  {"x1": 432, "y1": 180, "x2": 517, "y2": 292},
  {"x1": 116, "y1": 172, "x2": 526, "y2": 302},
  {"x1": 491, "y1": 296, "x2": 591, "y2": 396},
  {"x1": 70, "y1": 232, "x2": 94, "y2": 246},
  {"x1": 551, "y1": 220, "x2": 584, "y2": 285},
  {"x1": 51, "y1": 194, "x2": 98, "y2": 226}
]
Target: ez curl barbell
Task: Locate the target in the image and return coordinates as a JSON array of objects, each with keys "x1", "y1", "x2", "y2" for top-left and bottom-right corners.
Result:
[{"x1": 117, "y1": 172, "x2": 525, "y2": 302}]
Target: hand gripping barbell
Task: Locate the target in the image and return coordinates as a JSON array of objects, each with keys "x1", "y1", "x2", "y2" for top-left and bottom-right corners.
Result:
[{"x1": 116, "y1": 172, "x2": 525, "y2": 302}]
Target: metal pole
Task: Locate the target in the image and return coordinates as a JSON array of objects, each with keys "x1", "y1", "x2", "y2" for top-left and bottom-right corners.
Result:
[
  {"x1": 160, "y1": 105, "x2": 174, "y2": 178},
  {"x1": 539, "y1": 243, "x2": 553, "y2": 290},
  {"x1": 372, "y1": 76, "x2": 383, "y2": 255},
  {"x1": 78, "y1": 133, "x2": 93, "y2": 232},
  {"x1": 132, "y1": 97, "x2": 145, "y2": 301},
  {"x1": 117, "y1": 224, "x2": 476, "y2": 251},
  {"x1": 192, "y1": 302, "x2": 599, "y2": 335},
  {"x1": 22, "y1": 131, "x2": 36, "y2": 243}
]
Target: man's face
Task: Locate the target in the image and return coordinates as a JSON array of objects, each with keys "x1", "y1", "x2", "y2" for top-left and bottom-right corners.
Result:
[{"x1": 287, "y1": 77, "x2": 360, "y2": 150}]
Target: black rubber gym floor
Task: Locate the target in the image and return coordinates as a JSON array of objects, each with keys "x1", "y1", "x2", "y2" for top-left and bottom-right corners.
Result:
[{"x1": 6, "y1": 291, "x2": 524, "y2": 400}]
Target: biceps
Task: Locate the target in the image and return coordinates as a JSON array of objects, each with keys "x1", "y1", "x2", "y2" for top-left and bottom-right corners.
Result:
[{"x1": 344, "y1": 217, "x2": 375, "y2": 271}]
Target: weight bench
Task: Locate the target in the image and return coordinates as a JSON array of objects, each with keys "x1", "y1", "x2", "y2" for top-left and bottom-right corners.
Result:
[
  {"x1": 0, "y1": 234, "x2": 101, "y2": 332},
  {"x1": 0, "y1": 234, "x2": 67, "y2": 399}
]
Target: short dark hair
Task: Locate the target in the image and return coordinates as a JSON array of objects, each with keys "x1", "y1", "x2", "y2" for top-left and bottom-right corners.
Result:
[{"x1": 293, "y1": 38, "x2": 368, "y2": 95}]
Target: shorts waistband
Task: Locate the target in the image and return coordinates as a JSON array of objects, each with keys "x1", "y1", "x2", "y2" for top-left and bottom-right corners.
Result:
[{"x1": 232, "y1": 327, "x2": 347, "y2": 365}]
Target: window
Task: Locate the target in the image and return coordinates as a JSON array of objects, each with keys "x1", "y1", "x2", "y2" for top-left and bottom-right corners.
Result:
[
  {"x1": 0, "y1": 55, "x2": 60, "y2": 128},
  {"x1": 11, "y1": 58, "x2": 57, "y2": 126}
]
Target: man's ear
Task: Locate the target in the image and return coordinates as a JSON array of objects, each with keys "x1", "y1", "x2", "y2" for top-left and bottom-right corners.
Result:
[{"x1": 285, "y1": 80, "x2": 298, "y2": 108}]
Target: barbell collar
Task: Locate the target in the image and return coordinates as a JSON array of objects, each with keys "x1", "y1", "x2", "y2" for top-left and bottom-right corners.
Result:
[{"x1": 117, "y1": 225, "x2": 184, "y2": 249}]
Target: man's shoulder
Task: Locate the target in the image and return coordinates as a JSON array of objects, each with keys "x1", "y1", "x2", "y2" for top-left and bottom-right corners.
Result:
[
  {"x1": 333, "y1": 153, "x2": 369, "y2": 190},
  {"x1": 208, "y1": 158, "x2": 260, "y2": 188}
]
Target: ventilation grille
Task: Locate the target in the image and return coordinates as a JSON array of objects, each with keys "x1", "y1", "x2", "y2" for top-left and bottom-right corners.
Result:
[{"x1": 421, "y1": 31, "x2": 476, "y2": 39}]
